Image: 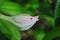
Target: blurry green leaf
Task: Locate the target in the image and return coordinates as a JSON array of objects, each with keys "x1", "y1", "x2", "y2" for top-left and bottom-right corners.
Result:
[
  {"x1": 35, "y1": 32, "x2": 45, "y2": 40},
  {"x1": 33, "y1": 30, "x2": 45, "y2": 40},
  {"x1": 0, "y1": 1, "x2": 35, "y2": 16},
  {"x1": 25, "y1": 3, "x2": 39, "y2": 10},
  {"x1": 21, "y1": 9, "x2": 35, "y2": 16},
  {"x1": 44, "y1": 27, "x2": 60, "y2": 40},
  {"x1": 0, "y1": 2, "x2": 23, "y2": 16},
  {"x1": 45, "y1": 16, "x2": 55, "y2": 28},
  {"x1": 0, "y1": 31, "x2": 10, "y2": 40},
  {"x1": 54, "y1": 0, "x2": 60, "y2": 19},
  {"x1": 0, "y1": 0, "x2": 10, "y2": 6},
  {"x1": 55, "y1": 17, "x2": 60, "y2": 27},
  {"x1": 0, "y1": 19, "x2": 21, "y2": 40},
  {"x1": 0, "y1": 0, "x2": 10, "y2": 2},
  {"x1": 39, "y1": 0, "x2": 52, "y2": 17},
  {"x1": 10, "y1": 0, "x2": 28, "y2": 3},
  {"x1": 24, "y1": 0, "x2": 39, "y2": 10}
]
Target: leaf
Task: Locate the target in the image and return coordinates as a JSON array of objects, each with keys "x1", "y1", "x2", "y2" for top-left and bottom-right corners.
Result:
[
  {"x1": 0, "y1": 19, "x2": 21, "y2": 40},
  {"x1": 0, "y1": 0, "x2": 10, "y2": 2},
  {"x1": 33, "y1": 30, "x2": 45, "y2": 40},
  {"x1": 45, "y1": 16, "x2": 55, "y2": 28},
  {"x1": 39, "y1": 0, "x2": 52, "y2": 17},
  {"x1": 24, "y1": 0, "x2": 39, "y2": 10},
  {"x1": 43, "y1": 27, "x2": 60, "y2": 40},
  {"x1": 25, "y1": 3, "x2": 39, "y2": 10},
  {"x1": 0, "y1": 2, "x2": 23, "y2": 16},
  {"x1": 0, "y1": 1, "x2": 35, "y2": 16},
  {"x1": 54, "y1": 0, "x2": 60, "y2": 19}
]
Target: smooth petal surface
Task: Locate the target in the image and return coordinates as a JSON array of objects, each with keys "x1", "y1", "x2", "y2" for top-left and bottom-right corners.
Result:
[{"x1": 10, "y1": 14, "x2": 39, "y2": 31}]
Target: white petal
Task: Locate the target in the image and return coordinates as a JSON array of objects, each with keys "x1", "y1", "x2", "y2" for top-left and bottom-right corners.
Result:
[{"x1": 0, "y1": 14, "x2": 39, "y2": 31}]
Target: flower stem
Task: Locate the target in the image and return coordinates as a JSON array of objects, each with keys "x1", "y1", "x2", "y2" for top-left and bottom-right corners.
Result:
[{"x1": 0, "y1": 13, "x2": 11, "y2": 21}]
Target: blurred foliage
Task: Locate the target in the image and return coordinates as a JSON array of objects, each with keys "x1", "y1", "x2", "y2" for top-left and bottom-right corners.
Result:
[
  {"x1": 55, "y1": 0, "x2": 60, "y2": 27},
  {"x1": 55, "y1": 17, "x2": 60, "y2": 27},
  {"x1": 0, "y1": 31, "x2": 10, "y2": 40},
  {"x1": 0, "y1": 2, "x2": 22, "y2": 16},
  {"x1": 43, "y1": 27, "x2": 60, "y2": 40},
  {"x1": 0, "y1": 2, "x2": 35, "y2": 16},
  {"x1": 0, "y1": 0, "x2": 60, "y2": 40},
  {"x1": 55, "y1": 0, "x2": 60, "y2": 19},
  {"x1": 0, "y1": 19, "x2": 21, "y2": 40}
]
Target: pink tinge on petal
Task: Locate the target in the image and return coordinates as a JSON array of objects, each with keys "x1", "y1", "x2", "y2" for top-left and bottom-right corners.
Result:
[
  {"x1": 22, "y1": 19, "x2": 32, "y2": 24},
  {"x1": 12, "y1": 14, "x2": 39, "y2": 25},
  {"x1": 23, "y1": 16, "x2": 39, "y2": 24},
  {"x1": 32, "y1": 16, "x2": 39, "y2": 21}
]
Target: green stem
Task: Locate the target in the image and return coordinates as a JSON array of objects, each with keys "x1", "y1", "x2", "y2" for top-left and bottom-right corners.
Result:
[{"x1": 0, "y1": 13, "x2": 11, "y2": 21}]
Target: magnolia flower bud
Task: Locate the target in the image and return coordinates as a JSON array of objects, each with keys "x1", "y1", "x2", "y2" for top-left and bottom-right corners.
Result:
[{"x1": 0, "y1": 14, "x2": 39, "y2": 31}]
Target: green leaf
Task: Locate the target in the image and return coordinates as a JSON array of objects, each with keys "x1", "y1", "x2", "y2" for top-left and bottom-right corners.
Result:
[
  {"x1": 0, "y1": 19, "x2": 21, "y2": 40},
  {"x1": 45, "y1": 16, "x2": 55, "y2": 28},
  {"x1": 24, "y1": 0, "x2": 39, "y2": 10},
  {"x1": 0, "y1": 2, "x2": 23, "y2": 16},
  {"x1": 39, "y1": 0, "x2": 52, "y2": 17},
  {"x1": 33, "y1": 30, "x2": 45, "y2": 40},
  {"x1": 43, "y1": 27, "x2": 60, "y2": 40},
  {"x1": 25, "y1": 3, "x2": 39, "y2": 10},
  {"x1": 0, "y1": 0, "x2": 10, "y2": 2},
  {"x1": 54, "y1": 0, "x2": 60, "y2": 19},
  {"x1": 0, "y1": 1, "x2": 35, "y2": 16}
]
